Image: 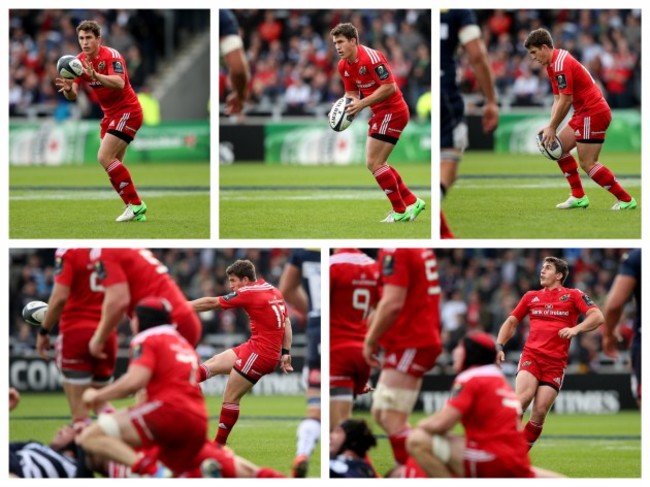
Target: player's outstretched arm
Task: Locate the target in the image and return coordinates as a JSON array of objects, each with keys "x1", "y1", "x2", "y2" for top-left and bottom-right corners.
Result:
[
  {"x1": 496, "y1": 315, "x2": 519, "y2": 363},
  {"x1": 464, "y1": 38, "x2": 499, "y2": 133},
  {"x1": 558, "y1": 307, "x2": 604, "y2": 339},
  {"x1": 37, "y1": 283, "x2": 70, "y2": 360},
  {"x1": 280, "y1": 320, "x2": 293, "y2": 374},
  {"x1": 55, "y1": 77, "x2": 78, "y2": 101},
  {"x1": 278, "y1": 264, "x2": 308, "y2": 315},
  {"x1": 415, "y1": 403, "x2": 461, "y2": 435},
  {"x1": 189, "y1": 296, "x2": 222, "y2": 311},
  {"x1": 82, "y1": 364, "x2": 152, "y2": 409},
  {"x1": 603, "y1": 275, "x2": 636, "y2": 357},
  {"x1": 82, "y1": 59, "x2": 125, "y2": 90},
  {"x1": 347, "y1": 83, "x2": 395, "y2": 117},
  {"x1": 363, "y1": 283, "x2": 406, "y2": 367},
  {"x1": 224, "y1": 47, "x2": 250, "y2": 115},
  {"x1": 90, "y1": 283, "x2": 130, "y2": 359},
  {"x1": 9, "y1": 388, "x2": 21, "y2": 411}
]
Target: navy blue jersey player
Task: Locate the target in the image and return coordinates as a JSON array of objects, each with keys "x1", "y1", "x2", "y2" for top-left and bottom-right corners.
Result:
[
  {"x1": 279, "y1": 249, "x2": 321, "y2": 477},
  {"x1": 440, "y1": 9, "x2": 498, "y2": 238},
  {"x1": 604, "y1": 249, "x2": 641, "y2": 406},
  {"x1": 329, "y1": 419, "x2": 377, "y2": 478}
]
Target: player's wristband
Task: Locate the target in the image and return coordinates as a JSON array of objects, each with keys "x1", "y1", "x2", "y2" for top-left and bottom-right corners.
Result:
[
  {"x1": 38, "y1": 327, "x2": 50, "y2": 336},
  {"x1": 496, "y1": 343, "x2": 504, "y2": 353},
  {"x1": 282, "y1": 348, "x2": 290, "y2": 356}
]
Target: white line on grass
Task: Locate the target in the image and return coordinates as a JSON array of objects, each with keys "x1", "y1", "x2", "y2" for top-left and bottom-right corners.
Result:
[
  {"x1": 457, "y1": 177, "x2": 639, "y2": 190},
  {"x1": 11, "y1": 190, "x2": 208, "y2": 201},
  {"x1": 221, "y1": 192, "x2": 389, "y2": 201}
]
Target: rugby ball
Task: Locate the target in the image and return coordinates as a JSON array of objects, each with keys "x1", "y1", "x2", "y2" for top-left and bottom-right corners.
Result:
[
  {"x1": 329, "y1": 97, "x2": 355, "y2": 132},
  {"x1": 22, "y1": 300, "x2": 49, "y2": 326},
  {"x1": 536, "y1": 132, "x2": 564, "y2": 161},
  {"x1": 56, "y1": 55, "x2": 83, "y2": 79}
]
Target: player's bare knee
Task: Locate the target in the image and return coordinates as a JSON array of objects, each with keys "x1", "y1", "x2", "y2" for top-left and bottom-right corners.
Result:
[
  {"x1": 97, "y1": 153, "x2": 112, "y2": 168},
  {"x1": 579, "y1": 160, "x2": 595, "y2": 172},
  {"x1": 406, "y1": 428, "x2": 429, "y2": 456},
  {"x1": 370, "y1": 407, "x2": 384, "y2": 427},
  {"x1": 77, "y1": 422, "x2": 103, "y2": 450}
]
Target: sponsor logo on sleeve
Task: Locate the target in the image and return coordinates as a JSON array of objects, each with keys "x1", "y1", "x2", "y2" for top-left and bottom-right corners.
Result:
[
  {"x1": 94, "y1": 261, "x2": 106, "y2": 279},
  {"x1": 112, "y1": 61, "x2": 124, "y2": 74},
  {"x1": 556, "y1": 74, "x2": 567, "y2": 89},
  {"x1": 375, "y1": 64, "x2": 389, "y2": 80},
  {"x1": 582, "y1": 293, "x2": 595, "y2": 306},
  {"x1": 223, "y1": 291, "x2": 238, "y2": 301},
  {"x1": 54, "y1": 257, "x2": 63, "y2": 276},
  {"x1": 382, "y1": 254, "x2": 395, "y2": 276}
]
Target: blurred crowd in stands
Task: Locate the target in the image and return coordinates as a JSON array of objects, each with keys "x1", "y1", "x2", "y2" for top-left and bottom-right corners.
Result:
[
  {"x1": 465, "y1": 9, "x2": 641, "y2": 109},
  {"x1": 9, "y1": 9, "x2": 208, "y2": 119},
  {"x1": 10, "y1": 248, "x2": 635, "y2": 373},
  {"x1": 9, "y1": 249, "x2": 305, "y2": 359},
  {"x1": 220, "y1": 9, "x2": 431, "y2": 118}
]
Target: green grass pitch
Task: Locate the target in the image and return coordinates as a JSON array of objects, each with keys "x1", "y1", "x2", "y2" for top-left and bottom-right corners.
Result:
[
  {"x1": 10, "y1": 392, "x2": 321, "y2": 478},
  {"x1": 444, "y1": 151, "x2": 641, "y2": 239},
  {"x1": 350, "y1": 409, "x2": 640, "y2": 478},
  {"x1": 9, "y1": 164, "x2": 210, "y2": 239},
  {"x1": 220, "y1": 163, "x2": 431, "y2": 239}
]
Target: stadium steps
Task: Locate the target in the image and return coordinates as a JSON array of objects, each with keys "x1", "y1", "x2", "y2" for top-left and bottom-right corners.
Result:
[{"x1": 149, "y1": 31, "x2": 210, "y2": 119}]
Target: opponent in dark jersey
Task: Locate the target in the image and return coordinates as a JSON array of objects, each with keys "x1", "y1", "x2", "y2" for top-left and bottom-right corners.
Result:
[
  {"x1": 219, "y1": 10, "x2": 249, "y2": 115},
  {"x1": 329, "y1": 419, "x2": 377, "y2": 478},
  {"x1": 603, "y1": 249, "x2": 641, "y2": 405},
  {"x1": 439, "y1": 10, "x2": 498, "y2": 238},
  {"x1": 279, "y1": 249, "x2": 321, "y2": 477}
]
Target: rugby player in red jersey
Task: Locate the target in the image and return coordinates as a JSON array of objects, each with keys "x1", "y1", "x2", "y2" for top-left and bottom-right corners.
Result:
[
  {"x1": 526, "y1": 28, "x2": 636, "y2": 210},
  {"x1": 408, "y1": 332, "x2": 563, "y2": 478},
  {"x1": 190, "y1": 259, "x2": 293, "y2": 446},
  {"x1": 88, "y1": 248, "x2": 202, "y2": 358},
  {"x1": 37, "y1": 248, "x2": 117, "y2": 431},
  {"x1": 363, "y1": 248, "x2": 442, "y2": 468},
  {"x1": 329, "y1": 249, "x2": 379, "y2": 429},
  {"x1": 54, "y1": 20, "x2": 147, "y2": 222},
  {"x1": 496, "y1": 256, "x2": 604, "y2": 449},
  {"x1": 79, "y1": 297, "x2": 207, "y2": 477},
  {"x1": 331, "y1": 23, "x2": 426, "y2": 223}
]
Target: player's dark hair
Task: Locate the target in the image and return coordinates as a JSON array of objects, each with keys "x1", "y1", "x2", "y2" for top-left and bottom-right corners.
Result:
[
  {"x1": 134, "y1": 297, "x2": 172, "y2": 331},
  {"x1": 524, "y1": 28, "x2": 554, "y2": 49},
  {"x1": 330, "y1": 23, "x2": 359, "y2": 44},
  {"x1": 226, "y1": 259, "x2": 257, "y2": 281},
  {"x1": 77, "y1": 20, "x2": 101, "y2": 38},
  {"x1": 544, "y1": 256, "x2": 569, "y2": 284},
  {"x1": 339, "y1": 418, "x2": 377, "y2": 457},
  {"x1": 461, "y1": 331, "x2": 497, "y2": 370}
]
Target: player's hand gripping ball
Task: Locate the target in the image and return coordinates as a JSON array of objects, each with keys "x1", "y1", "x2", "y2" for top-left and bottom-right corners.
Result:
[
  {"x1": 57, "y1": 55, "x2": 84, "y2": 79},
  {"x1": 329, "y1": 97, "x2": 355, "y2": 132},
  {"x1": 536, "y1": 132, "x2": 564, "y2": 161},
  {"x1": 22, "y1": 301, "x2": 49, "y2": 326}
]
